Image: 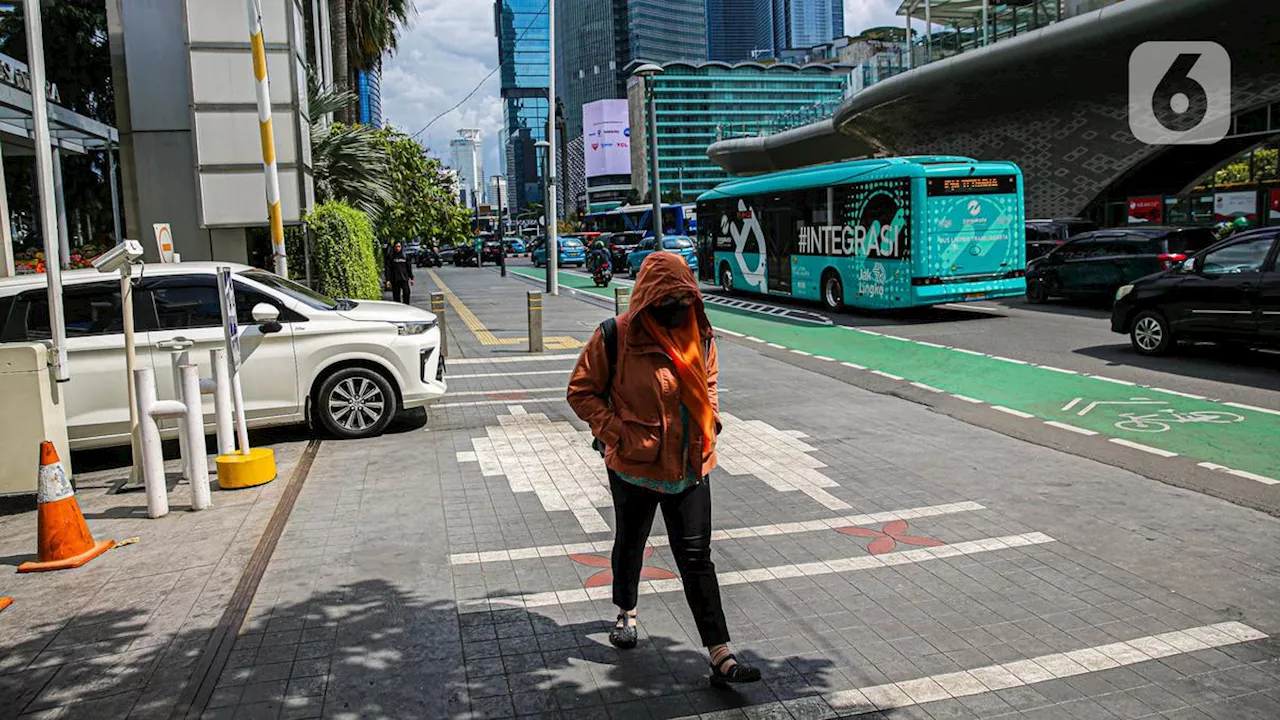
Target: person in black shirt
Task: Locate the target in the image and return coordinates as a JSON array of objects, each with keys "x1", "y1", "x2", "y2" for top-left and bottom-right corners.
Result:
[{"x1": 384, "y1": 241, "x2": 414, "y2": 304}]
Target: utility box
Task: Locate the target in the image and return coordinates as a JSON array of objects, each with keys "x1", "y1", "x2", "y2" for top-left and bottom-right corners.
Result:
[{"x1": 0, "y1": 343, "x2": 71, "y2": 498}]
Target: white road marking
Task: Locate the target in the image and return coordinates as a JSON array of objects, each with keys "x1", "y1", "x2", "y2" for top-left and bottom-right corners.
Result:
[
  {"x1": 1224, "y1": 401, "x2": 1280, "y2": 417},
  {"x1": 841, "y1": 361, "x2": 867, "y2": 370},
  {"x1": 882, "y1": 334, "x2": 912, "y2": 342},
  {"x1": 815, "y1": 355, "x2": 837, "y2": 362},
  {"x1": 951, "y1": 347, "x2": 986, "y2": 356},
  {"x1": 913, "y1": 340, "x2": 948, "y2": 349},
  {"x1": 1149, "y1": 387, "x2": 1207, "y2": 400},
  {"x1": 667, "y1": 623, "x2": 1267, "y2": 719},
  {"x1": 1037, "y1": 365, "x2": 1077, "y2": 375},
  {"x1": 1090, "y1": 375, "x2": 1137, "y2": 386},
  {"x1": 447, "y1": 386, "x2": 564, "y2": 397},
  {"x1": 989, "y1": 356, "x2": 1029, "y2": 365},
  {"x1": 1044, "y1": 421, "x2": 1098, "y2": 436},
  {"x1": 791, "y1": 350, "x2": 813, "y2": 356},
  {"x1": 766, "y1": 342, "x2": 786, "y2": 349},
  {"x1": 910, "y1": 382, "x2": 944, "y2": 393},
  {"x1": 450, "y1": 369, "x2": 571, "y2": 379},
  {"x1": 1109, "y1": 438, "x2": 1178, "y2": 457},
  {"x1": 744, "y1": 336, "x2": 765, "y2": 343},
  {"x1": 461, "y1": 532, "x2": 1056, "y2": 612},
  {"x1": 952, "y1": 394, "x2": 984, "y2": 404},
  {"x1": 717, "y1": 413, "x2": 850, "y2": 511},
  {"x1": 1062, "y1": 398, "x2": 1082, "y2": 412},
  {"x1": 436, "y1": 397, "x2": 563, "y2": 409},
  {"x1": 449, "y1": 353, "x2": 581, "y2": 365},
  {"x1": 717, "y1": 329, "x2": 745, "y2": 337},
  {"x1": 992, "y1": 406, "x2": 1036, "y2": 419},
  {"x1": 1197, "y1": 462, "x2": 1280, "y2": 486},
  {"x1": 448, "y1": 501, "x2": 987, "y2": 564},
  {"x1": 870, "y1": 370, "x2": 904, "y2": 381}
]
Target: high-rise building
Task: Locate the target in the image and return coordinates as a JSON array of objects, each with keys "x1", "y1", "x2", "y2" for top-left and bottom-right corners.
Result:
[
  {"x1": 495, "y1": 0, "x2": 550, "y2": 210},
  {"x1": 755, "y1": 0, "x2": 844, "y2": 56},
  {"x1": 557, "y1": 0, "x2": 708, "y2": 139},
  {"x1": 356, "y1": 63, "x2": 384, "y2": 128},
  {"x1": 490, "y1": 175, "x2": 510, "y2": 213},
  {"x1": 628, "y1": 61, "x2": 848, "y2": 199},
  {"x1": 450, "y1": 129, "x2": 486, "y2": 209},
  {"x1": 706, "y1": 0, "x2": 760, "y2": 62}
]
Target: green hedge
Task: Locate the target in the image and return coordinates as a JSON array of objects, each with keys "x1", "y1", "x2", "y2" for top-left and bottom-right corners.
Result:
[{"x1": 306, "y1": 201, "x2": 381, "y2": 300}]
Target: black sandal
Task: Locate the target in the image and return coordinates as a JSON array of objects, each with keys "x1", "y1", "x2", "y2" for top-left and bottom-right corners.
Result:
[
  {"x1": 609, "y1": 613, "x2": 638, "y2": 649},
  {"x1": 710, "y1": 654, "x2": 761, "y2": 687}
]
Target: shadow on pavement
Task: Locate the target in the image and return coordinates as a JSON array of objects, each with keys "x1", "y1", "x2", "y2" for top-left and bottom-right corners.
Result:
[
  {"x1": 0, "y1": 578, "x2": 858, "y2": 719},
  {"x1": 1074, "y1": 342, "x2": 1280, "y2": 394},
  {"x1": 991, "y1": 296, "x2": 1112, "y2": 320}
]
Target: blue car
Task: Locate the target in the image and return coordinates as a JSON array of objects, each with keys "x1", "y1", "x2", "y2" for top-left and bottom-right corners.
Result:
[
  {"x1": 626, "y1": 235, "x2": 699, "y2": 278},
  {"x1": 503, "y1": 236, "x2": 527, "y2": 255},
  {"x1": 532, "y1": 236, "x2": 587, "y2": 268}
]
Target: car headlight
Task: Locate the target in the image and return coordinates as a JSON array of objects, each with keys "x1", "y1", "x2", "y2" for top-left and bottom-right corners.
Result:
[
  {"x1": 396, "y1": 320, "x2": 436, "y2": 336},
  {"x1": 1115, "y1": 284, "x2": 1134, "y2": 302}
]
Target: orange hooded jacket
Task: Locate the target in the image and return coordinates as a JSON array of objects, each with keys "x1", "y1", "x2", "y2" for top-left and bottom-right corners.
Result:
[{"x1": 566, "y1": 252, "x2": 720, "y2": 483}]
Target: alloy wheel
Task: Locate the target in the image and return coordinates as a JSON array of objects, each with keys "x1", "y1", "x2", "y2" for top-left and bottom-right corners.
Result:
[
  {"x1": 328, "y1": 377, "x2": 386, "y2": 432},
  {"x1": 1133, "y1": 316, "x2": 1163, "y2": 352}
]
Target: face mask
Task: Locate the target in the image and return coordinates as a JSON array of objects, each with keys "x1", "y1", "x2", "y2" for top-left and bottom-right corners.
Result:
[{"x1": 649, "y1": 303, "x2": 691, "y2": 329}]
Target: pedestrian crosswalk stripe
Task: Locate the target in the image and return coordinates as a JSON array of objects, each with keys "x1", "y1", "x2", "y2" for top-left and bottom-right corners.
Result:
[
  {"x1": 457, "y1": 531, "x2": 1054, "y2": 613},
  {"x1": 449, "y1": 353, "x2": 580, "y2": 365},
  {"x1": 447, "y1": 501, "x2": 986, "y2": 565},
  {"x1": 668, "y1": 622, "x2": 1266, "y2": 719}
]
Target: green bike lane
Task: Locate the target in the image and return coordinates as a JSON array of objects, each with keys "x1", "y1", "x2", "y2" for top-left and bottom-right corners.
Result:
[{"x1": 512, "y1": 266, "x2": 1280, "y2": 484}]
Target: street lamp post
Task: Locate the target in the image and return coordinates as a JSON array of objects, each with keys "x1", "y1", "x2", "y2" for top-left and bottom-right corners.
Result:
[
  {"x1": 544, "y1": 0, "x2": 560, "y2": 296},
  {"x1": 535, "y1": 140, "x2": 555, "y2": 294},
  {"x1": 632, "y1": 63, "x2": 664, "y2": 244}
]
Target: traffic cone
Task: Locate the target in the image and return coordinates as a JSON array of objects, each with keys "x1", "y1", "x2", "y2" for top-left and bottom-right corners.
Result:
[
  {"x1": 0, "y1": 597, "x2": 11, "y2": 613},
  {"x1": 17, "y1": 442, "x2": 114, "y2": 573}
]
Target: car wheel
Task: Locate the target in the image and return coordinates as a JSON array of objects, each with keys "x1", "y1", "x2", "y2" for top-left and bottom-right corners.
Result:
[
  {"x1": 629, "y1": 262, "x2": 637, "y2": 279},
  {"x1": 1130, "y1": 310, "x2": 1174, "y2": 356},
  {"x1": 316, "y1": 367, "x2": 397, "y2": 439},
  {"x1": 822, "y1": 271, "x2": 843, "y2": 311},
  {"x1": 1026, "y1": 280, "x2": 1050, "y2": 304},
  {"x1": 719, "y1": 263, "x2": 733, "y2": 293}
]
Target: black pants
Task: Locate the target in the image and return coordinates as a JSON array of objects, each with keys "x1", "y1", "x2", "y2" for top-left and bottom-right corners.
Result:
[
  {"x1": 609, "y1": 471, "x2": 730, "y2": 647},
  {"x1": 391, "y1": 281, "x2": 411, "y2": 304}
]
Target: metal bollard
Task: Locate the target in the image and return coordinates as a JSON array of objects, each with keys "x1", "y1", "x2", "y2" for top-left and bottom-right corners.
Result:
[
  {"x1": 500, "y1": 247, "x2": 507, "y2": 278},
  {"x1": 430, "y1": 291, "x2": 448, "y2": 358},
  {"x1": 527, "y1": 291, "x2": 543, "y2": 353},
  {"x1": 614, "y1": 287, "x2": 631, "y2": 316},
  {"x1": 179, "y1": 364, "x2": 211, "y2": 511},
  {"x1": 158, "y1": 337, "x2": 195, "y2": 478},
  {"x1": 134, "y1": 367, "x2": 169, "y2": 518},
  {"x1": 209, "y1": 348, "x2": 235, "y2": 457}
]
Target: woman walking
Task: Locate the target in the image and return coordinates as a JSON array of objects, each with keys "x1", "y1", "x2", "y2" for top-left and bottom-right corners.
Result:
[{"x1": 567, "y1": 252, "x2": 761, "y2": 687}]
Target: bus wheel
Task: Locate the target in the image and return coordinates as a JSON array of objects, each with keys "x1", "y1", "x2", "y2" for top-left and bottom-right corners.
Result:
[
  {"x1": 719, "y1": 263, "x2": 733, "y2": 293},
  {"x1": 822, "y1": 271, "x2": 844, "y2": 311}
]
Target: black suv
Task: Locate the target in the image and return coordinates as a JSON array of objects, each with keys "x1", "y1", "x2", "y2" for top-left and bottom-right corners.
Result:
[
  {"x1": 1111, "y1": 228, "x2": 1280, "y2": 355},
  {"x1": 604, "y1": 231, "x2": 644, "y2": 270},
  {"x1": 1027, "y1": 226, "x2": 1216, "y2": 304},
  {"x1": 1026, "y1": 218, "x2": 1097, "y2": 261}
]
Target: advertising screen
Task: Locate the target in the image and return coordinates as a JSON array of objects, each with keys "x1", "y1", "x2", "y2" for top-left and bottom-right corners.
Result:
[
  {"x1": 1270, "y1": 189, "x2": 1280, "y2": 221},
  {"x1": 1126, "y1": 196, "x2": 1163, "y2": 224},
  {"x1": 583, "y1": 99, "x2": 631, "y2": 178},
  {"x1": 1213, "y1": 191, "x2": 1257, "y2": 221}
]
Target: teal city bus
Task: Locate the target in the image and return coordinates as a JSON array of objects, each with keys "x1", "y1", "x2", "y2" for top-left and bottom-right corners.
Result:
[{"x1": 697, "y1": 156, "x2": 1027, "y2": 310}]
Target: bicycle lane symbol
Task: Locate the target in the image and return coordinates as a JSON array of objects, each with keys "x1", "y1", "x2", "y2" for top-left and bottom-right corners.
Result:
[{"x1": 1062, "y1": 397, "x2": 1246, "y2": 434}]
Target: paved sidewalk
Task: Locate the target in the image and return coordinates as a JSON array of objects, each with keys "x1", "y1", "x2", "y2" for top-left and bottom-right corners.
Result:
[
  {"x1": 0, "y1": 434, "x2": 310, "y2": 718},
  {"x1": 200, "y1": 265, "x2": 1280, "y2": 720}
]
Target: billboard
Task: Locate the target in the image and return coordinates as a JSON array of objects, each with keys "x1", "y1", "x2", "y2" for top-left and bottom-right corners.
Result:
[
  {"x1": 1270, "y1": 189, "x2": 1280, "y2": 221},
  {"x1": 1126, "y1": 196, "x2": 1163, "y2": 224},
  {"x1": 1213, "y1": 191, "x2": 1257, "y2": 222},
  {"x1": 583, "y1": 99, "x2": 631, "y2": 178}
]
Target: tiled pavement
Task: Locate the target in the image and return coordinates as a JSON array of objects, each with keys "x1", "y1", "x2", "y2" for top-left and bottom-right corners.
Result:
[{"x1": 26, "y1": 264, "x2": 1280, "y2": 719}]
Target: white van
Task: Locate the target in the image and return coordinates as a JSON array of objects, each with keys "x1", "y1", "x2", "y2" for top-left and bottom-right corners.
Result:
[{"x1": 0, "y1": 263, "x2": 447, "y2": 449}]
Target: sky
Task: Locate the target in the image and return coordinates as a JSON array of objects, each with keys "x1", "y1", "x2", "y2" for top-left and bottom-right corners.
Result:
[{"x1": 382, "y1": 0, "x2": 902, "y2": 180}]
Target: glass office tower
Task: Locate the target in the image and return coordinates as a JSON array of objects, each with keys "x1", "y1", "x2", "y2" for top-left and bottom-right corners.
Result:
[
  {"x1": 495, "y1": 0, "x2": 550, "y2": 210},
  {"x1": 755, "y1": 0, "x2": 844, "y2": 56}
]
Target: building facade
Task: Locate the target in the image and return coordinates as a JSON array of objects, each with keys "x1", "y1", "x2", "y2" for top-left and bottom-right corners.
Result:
[
  {"x1": 756, "y1": 0, "x2": 844, "y2": 57},
  {"x1": 628, "y1": 0, "x2": 708, "y2": 65},
  {"x1": 450, "y1": 129, "x2": 485, "y2": 209},
  {"x1": 356, "y1": 63, "x2": 384, "y2": 128},
  {"x1": 628, "y1": 61, "x2": 848, "y2": 199},
  {"x1": 706, "y1": 0, "x2": 762, "y2": 62},
  {"x1": 495, "y1": 0, "x2": 550, "y2": 211},
  {"x1": 490, "y1": 175, "x2": 510, "y2": 214}
]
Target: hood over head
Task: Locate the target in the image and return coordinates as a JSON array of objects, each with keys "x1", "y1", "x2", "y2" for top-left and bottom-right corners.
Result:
[{"x1": 626, "y1": 251, "x2": 712, "y2": 341}]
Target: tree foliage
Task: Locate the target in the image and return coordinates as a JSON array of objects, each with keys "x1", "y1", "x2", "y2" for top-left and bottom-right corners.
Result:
[
  {"x1": 307, "y1": 80, "x2": 395, "y2": 215},
  {"x1": 307, "y1": 201, "x2": 382, "y2": 300},
  {"x1": 371, "y1": 127, "x2": 472, "y2": 248}
]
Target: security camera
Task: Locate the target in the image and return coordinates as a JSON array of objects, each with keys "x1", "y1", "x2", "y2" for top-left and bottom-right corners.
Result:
[{"x1": 92, "y1": 240, "x2": 145, "y2": 273}]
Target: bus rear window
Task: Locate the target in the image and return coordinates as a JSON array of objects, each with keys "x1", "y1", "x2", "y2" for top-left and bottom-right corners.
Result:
[{"x1": 927, "y1": 176, "x2": 1018, "y2": 196}]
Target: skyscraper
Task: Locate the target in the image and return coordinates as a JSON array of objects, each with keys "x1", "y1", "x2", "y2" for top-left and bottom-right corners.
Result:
[
  {"x1": 450, "y1": 129, "x2": 486, "y2": 209},
  {"x1": 755, "y1": 0, "x2": 844, "y2": 56},
  {"x1": 706, "y1": 0, "x2": 761, "y2": 62},
  {"x1": 495, "y1": 0, "x2": 550, "y2": 210},
  {"x1": 356, "y1": 63, "x2": 384, "y2": 128}
]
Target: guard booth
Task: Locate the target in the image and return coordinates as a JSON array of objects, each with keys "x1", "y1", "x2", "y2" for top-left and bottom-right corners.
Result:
[{"x1": 0, "y1": 51, "x2": 121, "y2": 278}]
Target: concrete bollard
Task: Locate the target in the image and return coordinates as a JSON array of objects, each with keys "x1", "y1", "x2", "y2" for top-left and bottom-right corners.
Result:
[
  {"x1": 179, "y1": 364, "x2": 212, "y2": 511},
  {"x1": 430, "y1": 291, "x2": 448, "y2": 358},
  {"x1": 615, "y1": 287, "x2": 630, "y2": 316},
  {"x1": 158, "y1": 337, "x2": 195, "y2": 479},
  {"x1": 209, "y1": 348, "x2": 235, "y2": 457},
  {"x1": 527, "y1": 291, "x2": 543, "y2": 353},
  {"x1": 133, "y1": 367, "x2": 169, "y2": 519}
]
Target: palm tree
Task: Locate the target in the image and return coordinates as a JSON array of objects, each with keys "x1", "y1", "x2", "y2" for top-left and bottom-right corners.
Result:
[
  {"x1": 308, "y1": 80, "x2": 394, "y2": 215},
  {"x1": 324, "y1": 0, "x2": 412, "y2": 123}
]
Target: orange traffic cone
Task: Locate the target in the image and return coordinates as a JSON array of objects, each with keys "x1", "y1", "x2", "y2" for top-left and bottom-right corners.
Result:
[
  {"x1": 17, "y1": 442, "x2": 114, "y2": 573},
  {"x1": 0, "y1": 597, "x2": 11, "y2": 613}
]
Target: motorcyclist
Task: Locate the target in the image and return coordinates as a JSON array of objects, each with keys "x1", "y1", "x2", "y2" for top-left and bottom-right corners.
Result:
[{"x1": 588, "y1": 240, "x2": 612, "y2": 275}]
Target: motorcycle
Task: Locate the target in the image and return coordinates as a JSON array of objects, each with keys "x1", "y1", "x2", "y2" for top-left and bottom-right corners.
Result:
[{"x1": 592, "y1": 261, "x2": 613, "y2": 288}]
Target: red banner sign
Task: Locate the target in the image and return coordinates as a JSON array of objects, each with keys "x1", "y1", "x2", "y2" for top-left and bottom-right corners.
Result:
[{"x1": 1127, "y1": 196, "x2": 1163, "y2": 224}]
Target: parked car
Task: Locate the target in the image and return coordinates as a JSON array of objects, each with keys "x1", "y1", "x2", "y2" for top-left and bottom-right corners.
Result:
[
  {"x1": 404, "y1": 239, "x2": 422, "y2": 262},
  {"x1": 625, "y1": 235, "x2": 700, "y2": 278},
  {"x1": 503, "y1": 237, "x2": 527, "y2": 255},
  {"x1": 1026, "y1": 218, "x2": 1097, "y2": 261},
  {"x1": 415, "y1": 246, "x2": 441, "y2": 268},
  {"x1": 531, "y1": 236, "x2": 587, "y2": 268},
  {"x1": 603, "y1": 231, "x2": 644, "y2": 270},
  {"x1": 453, "y1": 241, "x2": 478, "y2": 267},
  {"x1": 438, "y1": 244, "x2": 458, "y2": 265},
  {"x1": 1026, "y1": 226, "x2": 1217, "y2": 304},
  {"x1": 1111, "y1": 228, "x2": 1280, "y2": 355},
  {"x1": 0, "y1": 263, "x2": 447, "y2": 447}
]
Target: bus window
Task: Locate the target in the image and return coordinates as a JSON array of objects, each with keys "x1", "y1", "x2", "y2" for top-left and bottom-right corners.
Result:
[{"x1": 760, "y1": 193, "x2": 801, "y2": 294}]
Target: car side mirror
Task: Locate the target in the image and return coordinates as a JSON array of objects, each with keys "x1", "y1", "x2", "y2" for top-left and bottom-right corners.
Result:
[
  {"x1": 251, "y1": 303, "x2": 283, "y2": 334},
  {"x1": 1182, "y1": 258, "x2": 1198, "y2": 273}
]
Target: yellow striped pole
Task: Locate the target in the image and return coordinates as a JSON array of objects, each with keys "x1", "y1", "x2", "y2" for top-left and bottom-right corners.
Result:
[{"x1": 246, "y1": 0, "x2": 288, "y2": 278}]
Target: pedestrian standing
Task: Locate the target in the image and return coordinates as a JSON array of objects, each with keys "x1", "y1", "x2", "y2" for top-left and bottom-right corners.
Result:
[
  {"x1": 384, "y1": 241, "x2": 414, "y2": 304},
  {"x1": 566, "y1": 252, "x2": 761, "y2": 687}
]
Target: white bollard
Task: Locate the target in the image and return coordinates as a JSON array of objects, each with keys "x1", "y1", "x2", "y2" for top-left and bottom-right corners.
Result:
[
  {"x1": 209, "y1": 348, "x2": 235, "y2": 457},
  {"x1": 133, "y1": 367, "x2": 169, "y2": 519},
  {"x1": 180, "y1": 364, "x2": 211, "y2": 511},
  {"x1": 159, "y1": 338, "x2": 195, "y2": 479}
]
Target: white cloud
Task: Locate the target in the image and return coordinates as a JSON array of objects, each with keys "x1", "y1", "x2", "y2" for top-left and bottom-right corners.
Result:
[
  {"x1": 844, "y1": 0, "x2": 903, "y2": 35},
  {"x1": 382, "y1": 0, "x2": 507, "y2": 180}
]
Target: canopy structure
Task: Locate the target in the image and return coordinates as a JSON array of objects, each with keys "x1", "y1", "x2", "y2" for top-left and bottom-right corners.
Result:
[{"x1": 895, "y1": 0, "x2": 1066, "y2": 67}]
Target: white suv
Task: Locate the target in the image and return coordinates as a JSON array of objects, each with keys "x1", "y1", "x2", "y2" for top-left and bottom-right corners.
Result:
[{"x1": 0, "y1": 262, "x2": 447, "y2": 449}]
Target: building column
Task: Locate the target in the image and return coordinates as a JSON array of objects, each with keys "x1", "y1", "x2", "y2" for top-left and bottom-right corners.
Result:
[
  {"x1": 0, "y1": 141, "x2": 11, "y2": 277},
  {"x1": 52, "y1": 147, "x2": 71, "y2": 269},
  {"x1": 982, "y1": 0, "x2": 990, "y2": 46}
]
